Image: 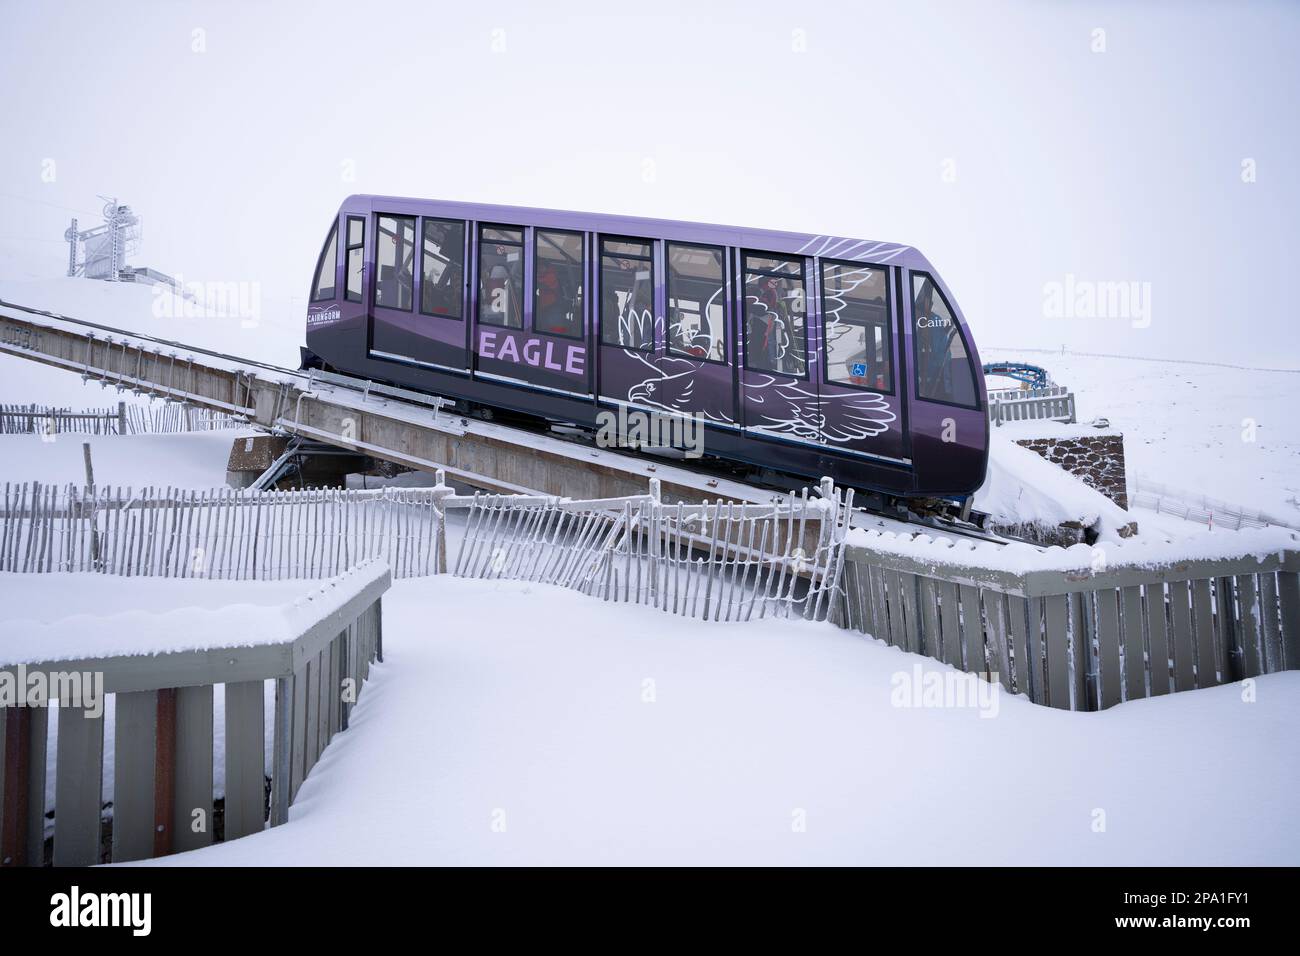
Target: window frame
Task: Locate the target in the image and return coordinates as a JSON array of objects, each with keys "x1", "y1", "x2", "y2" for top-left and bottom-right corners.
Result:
[
  {"x1": 477, "y1": 222, "x2": 526, "y2": 329},
  {"x1": 909, "y1": 270, "x2": 981, "y2": 411},
  {"x1": 819, "y1": 258, "x2": 895, "y2": 396},
  {"x1": 741, "y1": 250, "x2": 809, "y2": 379},
  {"x1": 418, "y1": 216, "x2": 466, "y2": 321},
  {"x1": 599, "y1": 234, "x2": 657, "y2": 354},
  {"x1": 310, "y1": 219, "x2": 339, "y2": 303},
  {"x1": 372, "y1": 213, "x2": 417, "y2": 313},
  {"x1": 344, "y1": 215, "x2": 366, "y2": 304},
  {"x1": 666, "y1": 241, "x2": 729, "y2": 365},
  {"x1": 532, "y1": 228, "x2": 585, "y2": 340}
]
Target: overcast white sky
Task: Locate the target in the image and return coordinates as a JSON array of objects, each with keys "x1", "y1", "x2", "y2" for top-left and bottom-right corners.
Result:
[{"x1": 1, "y1": 0, "x2": 1296, "y2": 365}]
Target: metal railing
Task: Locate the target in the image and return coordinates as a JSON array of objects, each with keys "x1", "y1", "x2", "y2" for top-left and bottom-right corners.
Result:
[{"x1": 1130, "y1": 476, "x2": 1300, "y2": 532}]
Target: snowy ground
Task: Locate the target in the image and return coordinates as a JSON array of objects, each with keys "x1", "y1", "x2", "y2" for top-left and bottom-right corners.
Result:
[
  {"x1": 0, "y1": 277, "x2": 303, "y2": 369},
  {"x1": 984, "y1": 348, "x2": 1300, "y2": 527},
  {"x1": 121, "y1": 575, "x2": 1297, "y2": 867},
  {"x1": 1, "y1": 280, "x2": 1298, "y2": 866},
  {"x1": 0, "y1": 431, "x2": 257, "y2": 489}
]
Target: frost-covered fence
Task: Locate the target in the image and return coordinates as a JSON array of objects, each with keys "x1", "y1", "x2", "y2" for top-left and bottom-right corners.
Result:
[
  {"x1": 834, "y1": 530, "x2": 1300, "y2": 711},
  {"x1": 0, "y1": 401, "x2": 243, "y2": 436},
  {"x1": 449, "y1": 479, "x2": 853, "y2": 622},
  {"x1": 0, "y1": 482, "x2": 446, "y2": 579},
  {"x1": 1130, "y1": 476, "x2": 1300, "y2": 532},
  {"x1": 0, "y1": 402, "x2": 125, "y2": 435},
  {"x1": 0, "y1": 560, "x2": 389, "y2": 866},
  {"x1": 120, "y1": 402, "x2": 244, "y2": 434},
  {"x1": 988, "y1": 386, "x2": 1076, "y2": 427}
]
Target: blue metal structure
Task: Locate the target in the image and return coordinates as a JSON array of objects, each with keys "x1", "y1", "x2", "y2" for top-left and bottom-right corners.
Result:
[{"x1": 982, "y1": 362, "x2": 1051, "y2": 389}]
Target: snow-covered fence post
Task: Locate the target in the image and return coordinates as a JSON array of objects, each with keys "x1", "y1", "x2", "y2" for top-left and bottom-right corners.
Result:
[
  {"x1": 0, "y1": 559, "x2": 391, "y2": 865},
  {"x1": 648, "y1": 478, "x2": 661, "y2": 607}
]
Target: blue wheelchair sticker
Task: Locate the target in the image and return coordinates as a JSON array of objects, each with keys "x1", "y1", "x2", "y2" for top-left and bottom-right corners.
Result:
[{"x1": 850, "y1": 363, "x2": 867, "y2": 377}]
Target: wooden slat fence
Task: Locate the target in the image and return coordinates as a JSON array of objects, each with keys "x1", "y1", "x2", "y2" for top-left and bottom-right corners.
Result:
[
  {"x1": 833, "y1": 533, "x2": 1300, "y2": 710},
  {"x1": 0, "y1": 560, "x2": 389, "y2": 866},
  {"x1": 16, "y1": 463, "x2": 1290, "y2": 713},
  {"x1": 988, "y1": 386, "x2": 1076, "y2": 426}
]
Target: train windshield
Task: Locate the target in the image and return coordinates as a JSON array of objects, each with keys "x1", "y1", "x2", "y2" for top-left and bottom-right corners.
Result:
[
  {"x1": 310, "y1": 222, "x2": 337, "y2": 301},
  {"x1": 911, "y1": 273, "x2": 978, "y2": 407}
]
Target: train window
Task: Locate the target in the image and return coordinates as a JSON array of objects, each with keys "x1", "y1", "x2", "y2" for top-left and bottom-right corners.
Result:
[
  {"x1": 600, "y1": 237, "x2": 655, "y2": 350},
  {"x1": 478, "y1": 225, "x2": 524, "y2": 328},
  {"x1": 375, "y1": 215, "x2": 416, "y2": 311},
  {"x1": 822, "y1": 261, "x2": 892, "y2": 392},
  {"x1": 345, "y1": 216, "x2": 365, "y2": 303},
  {"x1": 310, "y1": 221, "x2": 338, "y2": 302},
  {"x1": 534, "y1": 230, "x2": 583, "y2": 339},
  {"x1": 911, "y1": 272, "x2": 978, "y2": 407},
  {"x1": 420, "y1": 218, "x2": 465, "y2": 319},
  {"x1": 744, "y1": 253, "x2": 806, "y2": 377},
  {"x1": 746, "y1": 255, "x2": 801, "y2": 276},
  {"x1": 667, "y1": 243, "x2": 726, "y2": 362}
]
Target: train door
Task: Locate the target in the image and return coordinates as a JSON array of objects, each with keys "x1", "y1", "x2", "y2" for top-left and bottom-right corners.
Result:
[
  {"x1": 904, "y1": 269, "x2": 986, "y2": 495},
  {"x1": 662, "y1": 241, "x2": 735, "y2": 428},
  {"x1": 595, "y1": 235, "x2": 663, "y2": 412},
  {"x1": 595, "y1": 236, "x2": 738, "y2": 455},
  {"x1": 369, "y1": 213, "x2": 470, "y2": 373},
  {"x1": 343, "y1": 213, "x2": 367, "y2": 322},
  {"x1": 472, "y1": 223, "x2": 591, "y2": 397},
  {"x1": 737, "y1": 251, "x2": 816, "y2": 441},
  {"x1": 814, "y1": 259, "x2": 908, "y2": 465}
]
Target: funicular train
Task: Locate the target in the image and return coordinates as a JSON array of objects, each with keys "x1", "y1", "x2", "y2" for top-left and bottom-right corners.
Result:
[{"x1": 301, "y1": 196, "x2": 988, "y2": 506}]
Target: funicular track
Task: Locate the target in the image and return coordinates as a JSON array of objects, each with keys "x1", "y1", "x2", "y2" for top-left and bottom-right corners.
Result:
[{"x1": 0, "y1": 298, "x2": 1005, "y2": 546}]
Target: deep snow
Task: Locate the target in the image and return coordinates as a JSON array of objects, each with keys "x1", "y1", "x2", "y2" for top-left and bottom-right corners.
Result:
[
  {"x1": 127, "y1": 575, "x2": 1299, "y2": 866},
  {"x1": 0, "y1": 430, "x2": 257, "y2": 489},
  {"x1": 973, "y1": 430, "x2": 1133, "y2": 539},
  {"x1": 0, "y1": 280, "x2": 1296, "y2": 866},
  {"x1": 983, "y1": 348, "x2": 1300, "y2": 526}
]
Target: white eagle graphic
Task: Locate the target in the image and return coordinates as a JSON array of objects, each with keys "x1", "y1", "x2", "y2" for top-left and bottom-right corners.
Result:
[
  {"x1": 625, "y1": 349, "x2": 730, "y2": 424},
  {"x1": 742, "y1": 374, "x2": 896, "y2": 443},
  {"x1": 624, "y1": 352, "x2": 896, "y2": 443}
]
